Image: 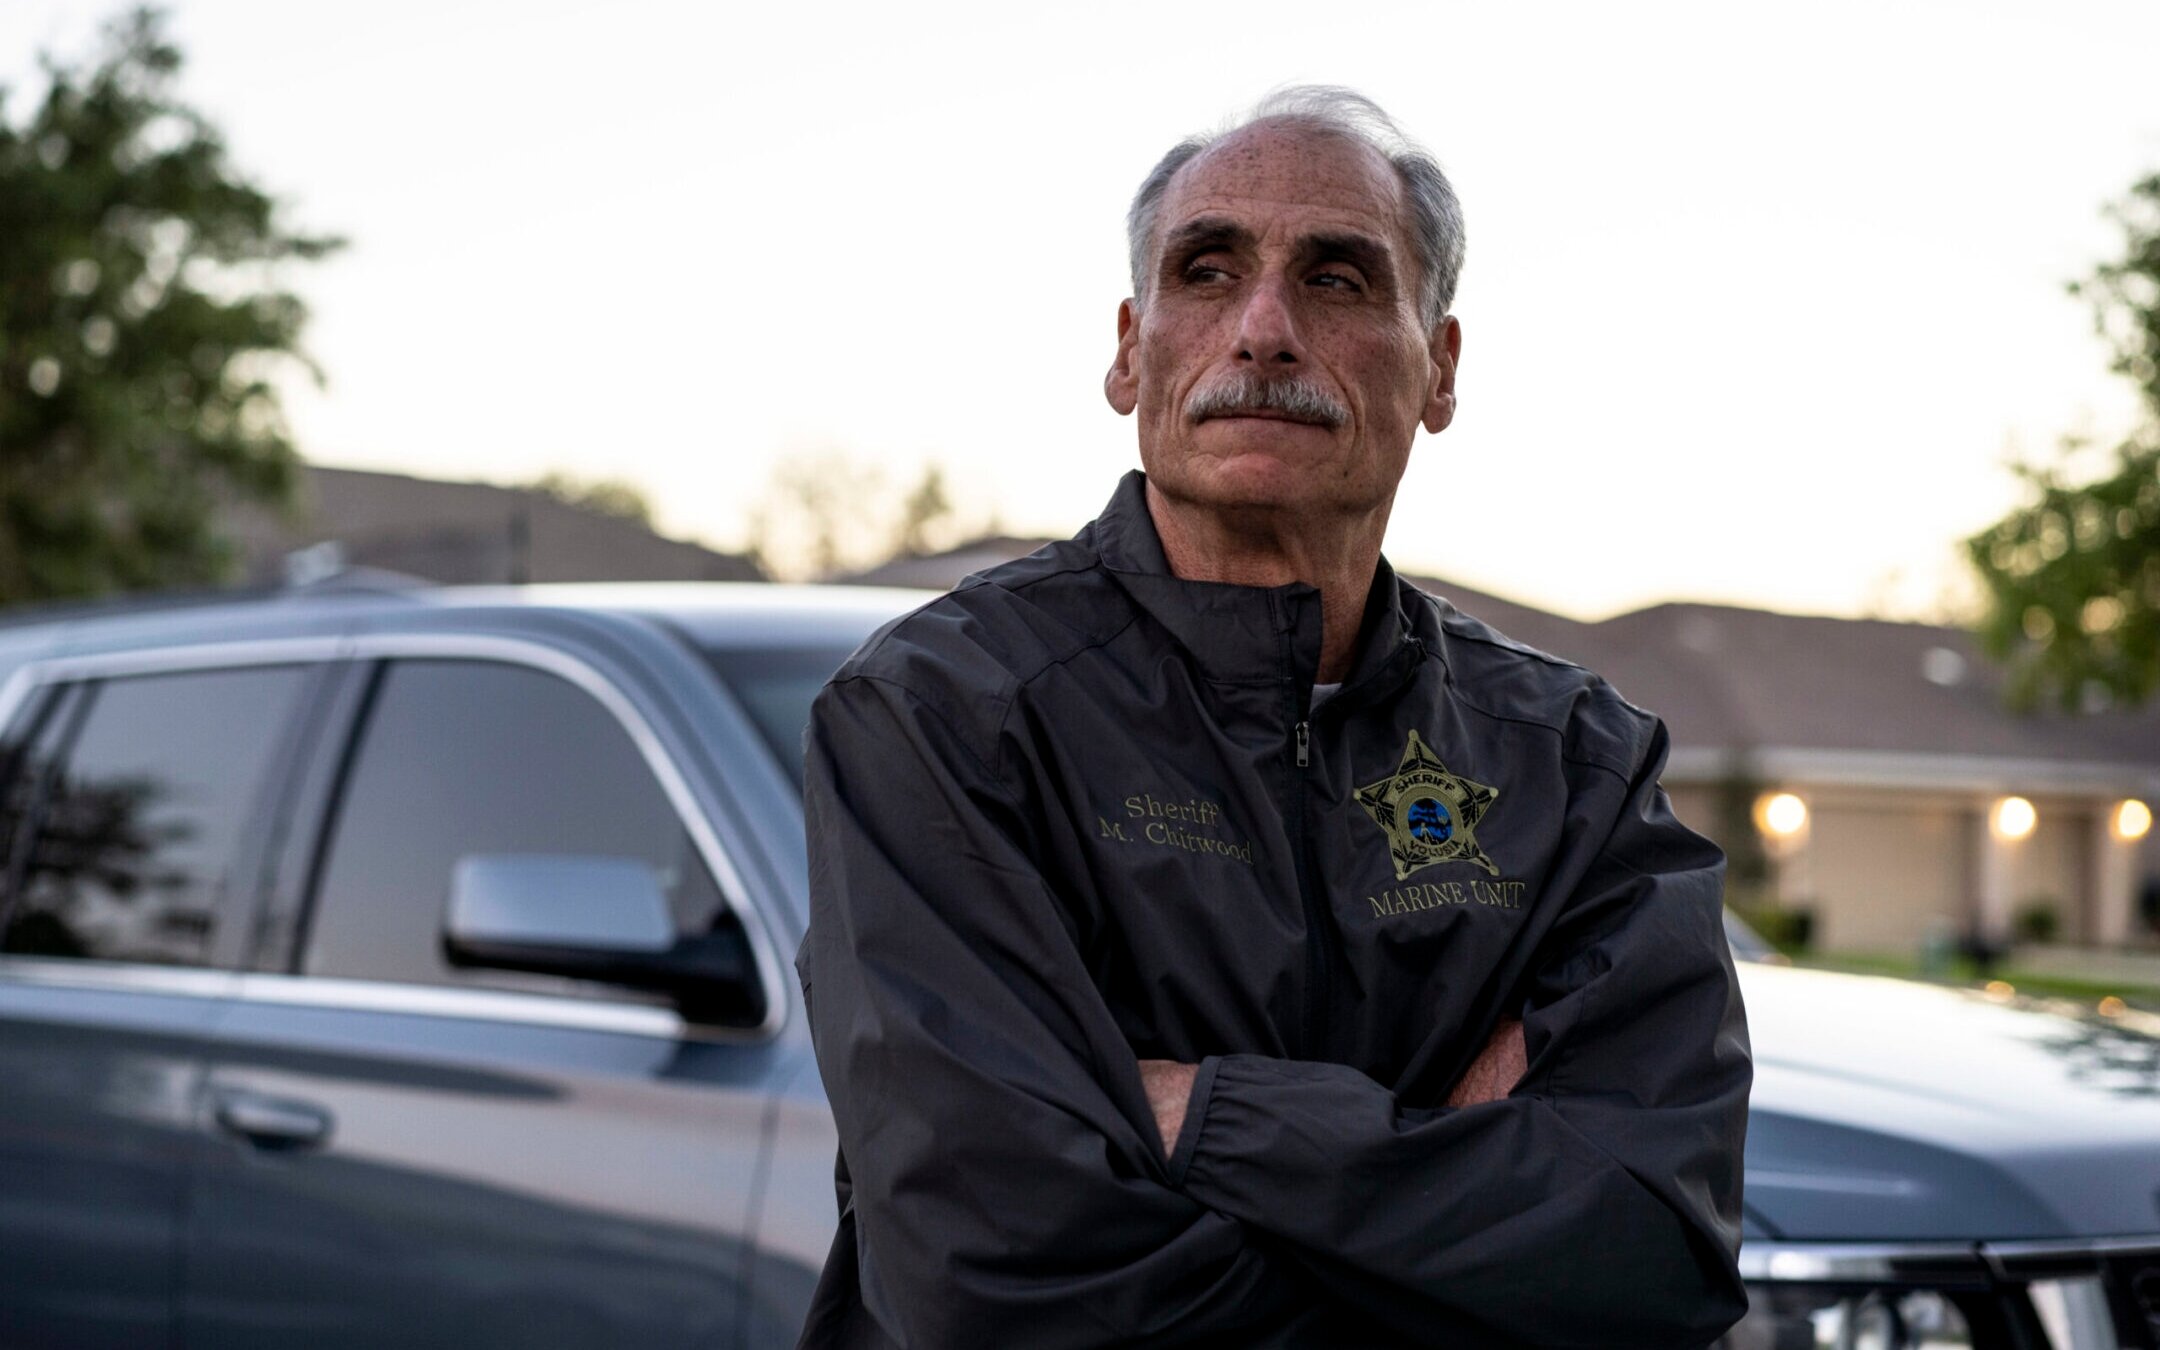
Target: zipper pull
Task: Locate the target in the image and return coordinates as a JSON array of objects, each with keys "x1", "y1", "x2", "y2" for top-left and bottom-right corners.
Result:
[{"x1": 1294, "y1": 719, "x2": 1310, "y2": 768}]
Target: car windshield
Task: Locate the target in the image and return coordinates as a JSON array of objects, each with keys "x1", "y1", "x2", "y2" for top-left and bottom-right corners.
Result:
[
  {"x1": 1722, "y1": 909, "x2": 1776, "y2": 963},
  {"x1": 696, "y1": 644, "x2": 861, "y2": 789}
]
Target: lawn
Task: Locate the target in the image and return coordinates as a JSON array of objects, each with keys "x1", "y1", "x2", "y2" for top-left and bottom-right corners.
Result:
[{"x1": 1790, "y1": 950, "x2": 2160, "y2": 1011}]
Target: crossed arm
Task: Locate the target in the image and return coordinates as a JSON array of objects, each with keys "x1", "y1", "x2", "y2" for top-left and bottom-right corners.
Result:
[
  {"x1": 800, "y1": 672, "x2": 1750, "y2": 1349},
  {"x1": 1141, "y1": 1020, "x2": 1527, "y2": 1160}
]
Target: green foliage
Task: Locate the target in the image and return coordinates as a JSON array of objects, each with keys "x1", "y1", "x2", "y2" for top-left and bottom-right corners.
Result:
[
  {"x1": 1729, "y1": 899, "x2": 1814, "y2": 956},
  {"x1": 1967, "y1": 174, "x2": 2160, "y2": 710},
  {"x1": 2012, "y1": 899, "x2": 2062, "y2": 945},
  {"x1": 2077, "y1": 172, "x2": 2160, "y2": 398},
  {"x1": 0, "y1": 8, "x2": 340, "y2": 604},
  {"x1": 1966, "y1": 441, "x2": 2160, "y2": 710},
  {"x1": 525, "y1": 470, "x2": 655, "y2": 527}
]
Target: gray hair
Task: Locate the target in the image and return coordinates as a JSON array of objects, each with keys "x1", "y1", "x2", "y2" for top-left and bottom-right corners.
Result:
[{"x1": 1124, "y1": 85, "x2": 1465, "y2": 328}]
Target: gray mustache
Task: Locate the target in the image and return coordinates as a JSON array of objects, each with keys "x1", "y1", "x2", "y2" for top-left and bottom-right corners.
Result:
[{"x1": 1184, "y1": 371, "x2": 1348, "y2": 429}]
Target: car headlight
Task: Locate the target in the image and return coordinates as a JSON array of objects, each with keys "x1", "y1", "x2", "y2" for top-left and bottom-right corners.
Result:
[
  {"x1": 1723, "y1": 1241, "x2": 2145, "y2": 1350},
  {"x1": 1723, "y1": 1285, "x2": 1975, "y2": 1349}
]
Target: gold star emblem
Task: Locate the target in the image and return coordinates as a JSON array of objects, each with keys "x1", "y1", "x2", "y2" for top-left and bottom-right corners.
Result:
[{"x1": 1354, "y1": 730, "x2": 1501, "y2": 880}]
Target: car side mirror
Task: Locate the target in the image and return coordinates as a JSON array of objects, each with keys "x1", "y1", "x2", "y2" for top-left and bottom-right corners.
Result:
[
  {"x1": 448, "y1": 855, "x2": 675, "y2": 955},
  {"x1": 444, "y1": 855, "x2": 761, "y2": 1026}
]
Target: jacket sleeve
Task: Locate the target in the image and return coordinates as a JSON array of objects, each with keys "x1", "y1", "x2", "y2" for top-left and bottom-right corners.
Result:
[
  {"x1": 797, "y1": 670, "x2": 1314, "y2": 1349},
  {"x1": 1167, "y1": 712, "x2": 1752, "y2": 1350}
]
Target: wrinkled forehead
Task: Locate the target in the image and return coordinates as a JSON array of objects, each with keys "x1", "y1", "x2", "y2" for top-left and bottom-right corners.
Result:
[{"x1": 1155, "y1": 121, "x2": 1413, "y2": 258}]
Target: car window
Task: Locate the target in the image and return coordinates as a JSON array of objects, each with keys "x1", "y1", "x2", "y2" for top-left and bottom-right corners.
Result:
[
  {"x1": 0, "y1": 667, "x2": 309, "y2": 966},
  {"x1": 302, "y1": 659, "x2": 732, "y2": 1001},
  {"x1": 0, "y1": 684, "x2": 73, "y2": 895}
]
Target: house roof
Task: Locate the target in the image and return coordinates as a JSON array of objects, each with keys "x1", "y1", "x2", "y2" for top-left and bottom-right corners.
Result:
[
  {"x1": 846, "y1": 533, "x2": 2160, "y2": 782},
  {"x1": 1550, "y1": 601, "x2": 2160, "y2": 780},
  {"x1": 222, "y1": 465, "x2": 763, "y2": 586},
  {"x1": 841, "y1": 536, "x2": 1054, "y2": 589}
]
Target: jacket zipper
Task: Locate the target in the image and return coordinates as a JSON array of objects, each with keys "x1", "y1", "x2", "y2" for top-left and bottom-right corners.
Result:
[
  {"x1": 1286, "y1": 687, "x2": 1331, "y2": 1061},
  {"x1": 1288, "y1": 633, "x2": 1424, "y2": 1059},
  {"x1": 1278, "y1": 617, "x2": 1330, "y2": 1058}
]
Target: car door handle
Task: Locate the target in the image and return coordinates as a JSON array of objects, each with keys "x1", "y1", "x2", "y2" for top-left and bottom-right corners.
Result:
[{"x1": 213, "y1": 1088, "x2": 334, "y2": 1151}]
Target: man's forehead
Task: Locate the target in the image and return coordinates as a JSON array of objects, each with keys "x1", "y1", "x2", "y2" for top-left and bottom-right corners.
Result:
[{"x1": 1157, "y1": 123, "x2": 1410, "y2": 248}]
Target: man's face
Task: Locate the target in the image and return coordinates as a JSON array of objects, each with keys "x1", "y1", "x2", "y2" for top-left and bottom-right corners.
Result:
[{"x1": 1105, "y1": 123, "x2": 1459, "y2": 523}]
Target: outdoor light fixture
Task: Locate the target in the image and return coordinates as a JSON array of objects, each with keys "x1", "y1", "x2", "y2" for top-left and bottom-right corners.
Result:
[
  {"x1": 1754, "y1": 792, "x2": 1809, "y2": 838},
  {"x1": 1991, "y1": 796, "x2": 2037, "y2": 841},
  {"x1": 2115, "y1": 798, "x2": 2152, "y2": 841}
]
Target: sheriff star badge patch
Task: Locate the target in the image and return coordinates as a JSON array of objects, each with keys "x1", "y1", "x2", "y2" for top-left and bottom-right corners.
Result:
[{"x1": 1354, "y1": 730, "x2": 1501, "y2": 880}]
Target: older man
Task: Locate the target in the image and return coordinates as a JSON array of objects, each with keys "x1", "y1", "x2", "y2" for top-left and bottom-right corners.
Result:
[{"x1": 796, "y1": 87, "x2": 1750, "y2": 1349}]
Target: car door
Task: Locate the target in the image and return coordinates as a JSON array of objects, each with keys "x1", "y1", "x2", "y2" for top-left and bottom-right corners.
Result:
[
  {"x1": 182, "y1": 643, "x2": 789, "y2": 1350},
  {"x1": 0, "y1": 659, "x2": 319, "y2": 1350}
]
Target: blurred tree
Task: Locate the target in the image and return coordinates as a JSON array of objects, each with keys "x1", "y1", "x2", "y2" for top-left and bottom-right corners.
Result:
[
  {"x1": 894, "y1": 463, "x2": 953, "y2": 558},
  {"x1": 746, "y1": 455, "x2": 976, "y2": 580},
  {"x1": 0, "y1": 8, "x2": 340, "y2": 605},
  {"x1": 525, "y1": 470, "x2": 655, "y2": 527},
  {"x1": 745, "y1": 451, "x2": 865, "y2": 581},
  {"x1": 1966, "y1": 173, "x2": 2160, "y2": 710}
]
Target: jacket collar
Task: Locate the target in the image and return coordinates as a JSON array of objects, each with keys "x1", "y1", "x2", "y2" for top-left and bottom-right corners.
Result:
[{"x1": 1084, "y1": 469, "x2": 1422, "y2": 697}]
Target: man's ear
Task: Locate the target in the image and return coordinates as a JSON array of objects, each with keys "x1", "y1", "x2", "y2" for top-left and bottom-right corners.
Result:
[
  {"x1": 1422, "y1": 314, "x2": 1461, "y2": 434},
  {"x1": 1104, "y1": 299, "x2": 1139, "y2": 416}
]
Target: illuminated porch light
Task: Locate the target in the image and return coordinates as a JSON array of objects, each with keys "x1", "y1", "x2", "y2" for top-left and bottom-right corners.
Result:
[
  {"x1": 1991, "y1": 796, "x2": 2037, "y2": 842},
  {"x1": 2115, "y1": 799, "x2": 2152, "y2": 841},
  {"x1": 1754, "y1": 792, "x2": 1809, "y2": 838}
]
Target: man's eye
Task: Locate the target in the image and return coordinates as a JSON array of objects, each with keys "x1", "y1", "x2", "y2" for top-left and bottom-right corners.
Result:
[
  {"x1": 1312, "y1": 271, "x2": 1364, "y2": 291},
  {"x1": 1182, "y1": 261, "x2": 1230, "y2": 283}
]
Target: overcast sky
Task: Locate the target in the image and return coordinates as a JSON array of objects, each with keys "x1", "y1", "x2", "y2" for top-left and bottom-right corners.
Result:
[{"x1": 7, "y1": 0, "x2": 2159, "y2": 618}]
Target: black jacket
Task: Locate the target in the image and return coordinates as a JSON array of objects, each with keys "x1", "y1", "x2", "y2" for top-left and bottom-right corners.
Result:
[{"x1": 797, "y1": 471, "x2": 1751, "y2": 1349}]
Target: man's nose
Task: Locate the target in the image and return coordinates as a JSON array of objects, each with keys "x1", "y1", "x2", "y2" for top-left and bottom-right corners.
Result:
[{"x1": 1234, "y1": 274, "x2": 1303, "y2": 365}]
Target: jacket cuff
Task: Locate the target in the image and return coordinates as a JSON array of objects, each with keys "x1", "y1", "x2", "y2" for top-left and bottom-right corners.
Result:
[{"x1": 1165, "y1": 1055, "x2": 1222, "y2": 1189}]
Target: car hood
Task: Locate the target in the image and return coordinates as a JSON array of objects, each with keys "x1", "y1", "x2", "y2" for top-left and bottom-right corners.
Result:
[{"x1": 1739, "y1": 961, "x2": 2160, "y2": 1241}]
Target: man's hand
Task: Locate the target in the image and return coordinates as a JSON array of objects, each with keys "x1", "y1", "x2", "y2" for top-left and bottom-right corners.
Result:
[
  {"x1": 1444, "y1": 1018, "x2": 1526, "y2": 1108},
  {"x1": 1138, "y1": 1059, "x2": 1198, "y2": 1159}
]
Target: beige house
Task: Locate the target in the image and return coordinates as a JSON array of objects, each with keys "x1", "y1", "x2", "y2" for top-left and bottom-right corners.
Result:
[
  {"x1": 1546, "y1": 600, "x2": 2160, "y2": 954},
  {"x1": 851, "y1": 538, "x2": 2160, "y2": 955}
]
